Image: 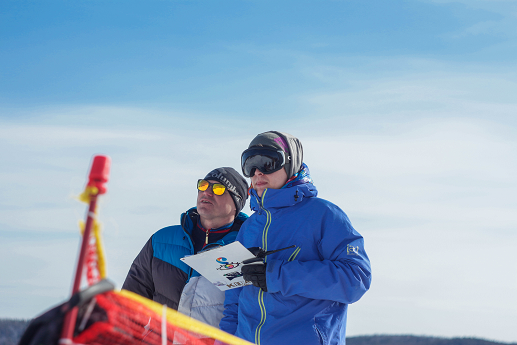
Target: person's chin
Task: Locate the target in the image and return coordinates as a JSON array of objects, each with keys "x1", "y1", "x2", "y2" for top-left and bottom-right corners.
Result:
[{"x1": 255, "y1": 186, "x2": 266, "y2": 197}]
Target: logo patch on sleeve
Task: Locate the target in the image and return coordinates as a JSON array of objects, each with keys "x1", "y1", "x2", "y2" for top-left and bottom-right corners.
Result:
[{"x1": 347, "y1": 244, "x2": 360, "y2": 255}]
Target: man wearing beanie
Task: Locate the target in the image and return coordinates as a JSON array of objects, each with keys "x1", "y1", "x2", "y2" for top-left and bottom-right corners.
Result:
[
  {"x1": 122, "y1": 167, "x2": 248, "y2": 329},
  {"x1": 219, "y1": 132, "x2": 372, "y2": 345}
]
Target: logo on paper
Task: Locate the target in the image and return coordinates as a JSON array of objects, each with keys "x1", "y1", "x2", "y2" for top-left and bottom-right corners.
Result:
[
  {"x1": 216, "y1": 257, "x2": 241, "y2": 270},
  {"x1": 223, "y1": 271, "x2": 243, "y2": 281},
  {"x1": 217, "y1": 262, "x2": 240, "y2": 270},
  {"x1": 216, "y1": 257, "x2": 228, "y2": 264}
]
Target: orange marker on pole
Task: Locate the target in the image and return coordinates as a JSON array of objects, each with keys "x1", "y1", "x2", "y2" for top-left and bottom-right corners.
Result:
[{"x1": 60, "y1": 155, "x2": 111, "y2": 344}]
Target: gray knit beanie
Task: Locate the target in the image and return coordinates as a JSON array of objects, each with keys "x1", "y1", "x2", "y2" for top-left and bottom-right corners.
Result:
[{"x1": 204, "y1": 167, "x2": 248, "y2": 213}]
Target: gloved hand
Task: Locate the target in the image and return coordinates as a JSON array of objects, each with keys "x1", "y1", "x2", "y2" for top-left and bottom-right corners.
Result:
[{"x1": 242, "y1": 263, "x2": 267, "y2": 292}]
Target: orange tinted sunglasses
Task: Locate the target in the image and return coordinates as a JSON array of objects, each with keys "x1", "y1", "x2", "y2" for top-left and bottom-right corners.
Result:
[{"x1": 197, "y1": 179, "x2": 226, "y2": 195}]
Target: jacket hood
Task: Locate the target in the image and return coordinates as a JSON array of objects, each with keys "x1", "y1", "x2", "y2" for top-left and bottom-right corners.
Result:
[
  {"x1": 270, "y1": 131, "x2": 303, "y2": 179},
  {"x1": 248, "y1": 131, "x2": 304, "y2": 179}
]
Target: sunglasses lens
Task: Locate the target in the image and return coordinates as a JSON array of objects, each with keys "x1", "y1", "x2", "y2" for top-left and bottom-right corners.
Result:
[
  {"x1": 197, "y1": 179, "x2": 209, "y2": 191},
  {"x1": 212, "y1": 184, "x2": 226, "y2": 195},
  {"x1": 198, "y1": 179, "x2": 226, "y2": 195}
]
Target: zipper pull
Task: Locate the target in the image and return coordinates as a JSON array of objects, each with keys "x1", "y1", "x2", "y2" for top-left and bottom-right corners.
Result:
[{"x1": 205, "y1": 228, "x2": 210, "y2": 245}]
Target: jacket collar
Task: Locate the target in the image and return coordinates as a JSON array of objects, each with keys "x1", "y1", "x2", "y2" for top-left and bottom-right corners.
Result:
[
  {"x1": 180, "y1": 207, "x2": 249, "y2": 234},
  {"x1": 249, "y1": 182, "x2": 318, "y2": 211}
]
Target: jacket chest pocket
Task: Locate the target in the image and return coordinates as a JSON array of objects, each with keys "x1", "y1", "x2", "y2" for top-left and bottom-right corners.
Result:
[{"x1": 287, "y1": 246, "x2": 301, "y2": 261}]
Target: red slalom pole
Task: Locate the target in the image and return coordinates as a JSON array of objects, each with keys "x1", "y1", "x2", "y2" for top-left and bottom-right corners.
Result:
[{"x1": 60, "y1": 155, "x2": 111, "y2": 344}]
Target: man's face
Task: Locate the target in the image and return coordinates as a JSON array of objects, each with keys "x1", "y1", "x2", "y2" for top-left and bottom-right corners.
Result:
[
  {"x1": 251, "y1": 167, "x2": 288, "y2": 197},
  {"x1": 197, "y1": 180, "x2": 237, "y2": 222}
]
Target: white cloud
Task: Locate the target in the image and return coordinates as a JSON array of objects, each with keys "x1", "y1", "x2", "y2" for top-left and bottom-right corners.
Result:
[
  {"x1": 1, "y1": 63, "x2": 517, "y2": 341},
  {"x1": 284, "y1": 64, "x2": 517, "y2": 342},
  {"x1": 419, "y1": 0, "x2": 517, "y2": 38}
]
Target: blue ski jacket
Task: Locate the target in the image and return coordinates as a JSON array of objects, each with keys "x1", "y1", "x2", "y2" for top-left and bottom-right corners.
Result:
[
  {"x1": 122, "y1": 207, "x2": 248, "y2": 327},
  {"x1": 220, "y1": 174, "x2": 371, "y2": 345}
]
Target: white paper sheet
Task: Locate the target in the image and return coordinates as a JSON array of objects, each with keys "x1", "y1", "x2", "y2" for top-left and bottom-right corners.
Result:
[{"x1": 180, "y1": 241, "x2": 256, "y2": 291}]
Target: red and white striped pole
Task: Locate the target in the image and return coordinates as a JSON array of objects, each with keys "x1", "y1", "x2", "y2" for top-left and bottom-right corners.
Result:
[{"x1": 60, "y1": 155, "x2": 111, "y2": 344}]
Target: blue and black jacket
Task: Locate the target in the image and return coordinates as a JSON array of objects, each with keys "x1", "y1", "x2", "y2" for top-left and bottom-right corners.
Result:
[{"x1": 122, "y1": 207, "x2": 248, "y2": 325}]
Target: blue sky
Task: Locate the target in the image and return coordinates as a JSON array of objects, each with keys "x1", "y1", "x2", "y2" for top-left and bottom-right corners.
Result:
[
  {"x1": 2, "y1": 0, "x2": 515, "y2": 111},
  {"x1": 1, "y1": 0, "x2": 517, "y2": 343}
]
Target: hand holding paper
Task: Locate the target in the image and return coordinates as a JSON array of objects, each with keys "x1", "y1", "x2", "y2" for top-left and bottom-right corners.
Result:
[
  {"x1": 180, "y1": 242, "x2": 255, "y2": 291},
  {"x1": 180, "y1": 242, "x2": 296, "y2": 291}
]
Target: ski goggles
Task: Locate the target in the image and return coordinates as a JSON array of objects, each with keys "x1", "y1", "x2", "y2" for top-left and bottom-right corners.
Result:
[
  {"x1": 197, "y1": 179, "x2": 227, "y2": 195},
  {"x1": 241, "y1": 147, "x2": 288, "y2": 178}
]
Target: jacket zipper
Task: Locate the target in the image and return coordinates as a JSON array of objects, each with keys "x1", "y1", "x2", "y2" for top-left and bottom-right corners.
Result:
[
  {"x1": 255, "y1": 189, "x2": 271, "y2": 345},
  {"x1": 181, "y1": 211, "x2": 241, "y2": 282},
  {"x1": 181, "y1": 213, "x2": 195, "y2": 282},
  {"x1": 205, "y1": 228, "x2": 210, "y2": 246},
  {"x1": 202, "y1": 225, "x2": 236, "y2": 249},
  {"x1": 255, "y1": 289, "x2": 266, "y2": 345},
  {"x1": 260, "y1": 190, "x2": 271, "y2": 256}
]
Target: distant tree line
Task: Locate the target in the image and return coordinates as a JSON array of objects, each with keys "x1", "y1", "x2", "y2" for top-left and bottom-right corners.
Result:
[
  {"x1": 0, "y1": 319, "x2": 30, "y2": 345},
  {"x1": 1, "y1": 318, "x2": 516, "y2": 345},
  {"x1": 347, "y1": 335, "x2": 517, "y2": 345}
]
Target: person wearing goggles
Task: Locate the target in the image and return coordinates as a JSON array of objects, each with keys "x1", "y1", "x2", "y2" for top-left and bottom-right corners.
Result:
[
  {"x1": 240, "y1": 147, "x2": 290, "y2": 198},
  {"x1": 122, "y1": 167, "x2": 248, "y2": 331},
  {"x1": 220, "y1": 131, "x2": 372, "y2": 345}
]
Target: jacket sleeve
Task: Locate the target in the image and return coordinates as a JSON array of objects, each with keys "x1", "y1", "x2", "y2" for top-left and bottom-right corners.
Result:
[
  {"x1": 121, "y1": 237, "x2": 155, "y2": 299},
  {"x1": 266, "y1": 206, "x2": 372, "y2": 304},
  {"x1": 219, "y1": 286, "x2": 242, "y2": 335}
]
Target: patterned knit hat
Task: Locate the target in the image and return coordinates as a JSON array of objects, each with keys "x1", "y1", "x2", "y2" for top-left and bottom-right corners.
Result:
[{"x1": 204, "y1": 167, "x2": 248, "y2": 213}]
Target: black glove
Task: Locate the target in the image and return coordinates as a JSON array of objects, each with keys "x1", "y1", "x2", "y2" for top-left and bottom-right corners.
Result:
[{"x1": 242, "y1": 263, "x2": 267, "y2": 292}]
